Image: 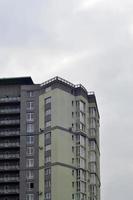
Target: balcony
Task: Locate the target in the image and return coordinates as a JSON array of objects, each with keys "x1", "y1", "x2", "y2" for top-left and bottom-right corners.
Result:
[
  {"x1": 0, "y1": 97, "x2": 20, "y2": 103},
  {"x1": 0, "y1": 188, "x2": 19, "y2": 194},
  {"x1": 0, "y1": 165, "x2": 19, "y2": 171},
  {"x1": 0, "y1": 131, "x2": 20, "y2": 137},
  {"x1": 0, "y1": 108, "x2": 20, "y2": 115},
  {"x1": 0, "y1": 142, "x2": 20, "y2": 148},
  {"x1": 0, "y1": 119, "x2": 20, "y2": 126},
  {"x1": 0, "y1": 176, "x2": 19, "y2": 182},
  {"x1": 0, "y1": 154, "x2": 20, "y2": 159}
]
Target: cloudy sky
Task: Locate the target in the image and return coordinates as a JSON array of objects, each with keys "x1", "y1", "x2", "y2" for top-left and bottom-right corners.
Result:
[{"x1": 0, "y1": 0, "x2": 133, "y2": 199}]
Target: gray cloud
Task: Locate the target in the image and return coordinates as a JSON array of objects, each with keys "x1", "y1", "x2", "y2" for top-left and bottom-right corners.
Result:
[{"x1": 0, "y1": 0, "x2": 133, "y2": 199}]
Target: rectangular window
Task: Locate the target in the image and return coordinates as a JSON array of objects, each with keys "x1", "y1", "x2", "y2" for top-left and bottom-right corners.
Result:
[
  {"x1": 27, "y1": 182, "x2": 34, "y2": 190},
  {"x1": 26, "y1": 170, "x2": 34, "y2": 180},
  {"x1": 26, "y1": 147, "x2": 34, "y2": 156},
  {"x1": 26, "y1": 194, "x2": 34, "y2": 200},
  {"x1": 27, "y1": 124, "x2": 34, "y2": 133},
  {"x1": 45, "y1": 192, "x2": 51, "y2": 199},
  {"x1": 27, "y1": 91, "x2": 34, "y2": 98},
  {"x1": 45, "y1": 144, "x2": 51, "y2": 151},
  {"x1": 45, "y1": 132, "x2": 51, "y2": 140},
  {"x1": 27, "y1": 101, "x2": 34, "y2": 110},
  {"x1": 80, "y1": 158, "x2": 85, "y2": 169},
  {"x1": 80, "y1": 101, "x2": 85, "y2": 112},
  {"x1": 45, "y1": 97, "x2": 51, "y2": 104},
  {"x1": 26, "y1": 159, "x2": 34, "y2": 168},
  {"x1": 45, "y1": 168, "x2": 51, "y2": 175},
  {"x1": 45, "y1": 180, "x2": 51, "y2": 187},
  {"x1": 26, "y1": 113, "x2": 34, "y2": 122},
  {"x1": 80, "y1": 135, "x2": 85, "y2": 146},
  {"x1": 90, "y1": 152, "x2": 96, "y2": 162},
  {"x1": 27, "y1": 136, "x2": 34, "y2": 145},
  {"x1": 45, "y1": 156, "x2": 51, "y2": 163},
  {"x1": 45, "y1": 109, "x2": 51, "y2": 116},
  {"x1": 45, "y1": 121, "x2": 51, "y2": 128}
]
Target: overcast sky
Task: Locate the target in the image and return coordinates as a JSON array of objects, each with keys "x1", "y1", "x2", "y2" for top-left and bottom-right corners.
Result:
[{"x1": 0, "y1": 0, "x2": 133, "y2": 199}]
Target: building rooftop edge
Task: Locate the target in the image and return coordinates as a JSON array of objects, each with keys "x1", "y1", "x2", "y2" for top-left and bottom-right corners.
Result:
[
  {"x1": 0, "y1": 76, "x2": 34, "y2": 85},
  {"x1": 40, "y1": 76, "x2": 95, "y2": 95}
]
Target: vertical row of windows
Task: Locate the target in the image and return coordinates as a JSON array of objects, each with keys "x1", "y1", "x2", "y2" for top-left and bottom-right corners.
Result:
[
  {"x1": 26, "y1": 91, "x2": 35, "y2": 200},
  {"x1": 45, "y1": 97, "x2": 51, "y2": 128},
  {"x1": 45, "y1": 97, "x2": 52, "y2": 199}
]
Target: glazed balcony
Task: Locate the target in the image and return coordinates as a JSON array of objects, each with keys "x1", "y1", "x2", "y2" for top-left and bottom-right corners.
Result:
[
  {"x1": 0, "y1": 130, "x2": 20, "y2": 137},
  {"x1": 0, "y1": 165, "x2": 19, "y2": 171},
  {"x1": 0, "y1": 188, "x2": 19, "y2": 194},
  {"x1": 0, "y1": 108, "x2": 20, "y2": 115},
  {"x1": 0, "y1": 153, "x2": 20, "y2": 160},
  {"x1": 0, "y1": 97, "x2": 20, "y2": 103},
  {"x1": 0, "y1": 119, "x2": 20, "y2": 126},
  {"x1": 0, "y1": 142, "x2": 20, "y2": 148},
  {"x1": 0, "y1": 176, "x2": 19, "y2": 182}
]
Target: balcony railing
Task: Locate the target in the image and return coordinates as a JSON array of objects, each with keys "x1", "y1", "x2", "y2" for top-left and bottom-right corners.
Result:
[
  {"x1": 0, "y1": 177, "x2": 19, "y2": 182},
  {"x1": 0, "y1": 108, "x2": 20, "y2": 114},
  {"x1": 0, "y1": 131, "x2": 20, "y2": 137},
  {"x1": 0, "y1": 143, "x2": 20, "y2": 148},
  {"x1": 0, "y1": 119, "x2": 20, "y2": 125},
  {"x1": 0, "y1": 154, "x2": 19, "y2": 159},
  {"x1": 0, "y1": 165, "x2": 19, "y2": 170},
  {"x1": 0, "y1": 188, "x2": 19, "y2": 194},
  {"x1": 0, "y1": 97, "x2": 20, "y2": 103}
]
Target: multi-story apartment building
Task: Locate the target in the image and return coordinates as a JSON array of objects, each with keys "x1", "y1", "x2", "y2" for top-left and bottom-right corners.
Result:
[{"x1": 0, "y1": 76, "x2": 100, "y2": 200}]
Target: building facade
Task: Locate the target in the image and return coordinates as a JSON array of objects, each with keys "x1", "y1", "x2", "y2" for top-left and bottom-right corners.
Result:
[{"x1": 0, "y1": 76, "x2": 100, "y2": 200}]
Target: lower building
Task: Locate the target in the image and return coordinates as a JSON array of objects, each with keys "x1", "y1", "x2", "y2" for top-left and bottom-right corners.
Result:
[{"x1": 0, "y1": 76, "x2": 100, "y2": 200}]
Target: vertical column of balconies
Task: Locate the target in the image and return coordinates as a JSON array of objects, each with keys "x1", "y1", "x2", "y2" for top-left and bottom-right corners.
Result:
[
  {"x1": 75, "y1": 100, "x2": 87, "y2": 200},
  {"x1": 0, "y1": 96, "x2": 20, "y2": 200},
  {"x1": 88, "y1": 106, "x2": 100, "y2": 200},
  {"x1": 44, "y1": 97, "x2": 52, "y2": 200}
]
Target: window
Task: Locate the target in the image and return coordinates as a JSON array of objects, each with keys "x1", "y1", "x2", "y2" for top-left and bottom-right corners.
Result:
[
  {"x1": 80, "y1": 158, "x2": 85, "y2": 169},
  {"x1": 26, "y1": 194, "x2": 34, "y2": 200},
  {"x1": 80, "y1": 135, "x2": 85, "y2": 146},
  {"x1": 72, "y1": 182, "x2": 74, "y2": 187},
  {"x1": 26, "y1": 170, "x2": 34, "y2": 180},
  {"x1": 80, "y1": 146, "x2": 85, "y2": 158},
  {"x1": 72, "y1": 194, "x2": 74, "y2": 199},
  {"x1": 45, "y1": 109, "x2": 51, "y2": 116},
  {"x1": 27, "y1": 91, "x2": 34, "y2": 98},
  {"x1": 72, "y1": 112, "x2": 74, "y2": 117},
  {"x1": 72, "y1": 170, "x2": 74, "y2": 176},
  {"x1": 80, "y1": 101, "x2": 85, "y2": 112},
  {"x1": 45, "y1": 132, "x2": 51, "y2": 140},
  {"x1": 45, "y1": 180, "x2": 51, "y2": 187},
  {"x1": 45, "y1": 156, "x2": 51, "y2": 163},
  {"x1": 26, "y1": 147, "x2": 34, "y2": 156},
  {"x1": 26, "y1": 113, "x2": 34, "y2": 122},
  {"x1": 80, "y1": 122, "x2": 85, "y2": 132},
  {"x1": 26, "y1": 159, "x2": 34, "y2": 168},
  {"x1": 27, "y1": 124, "x2": 34, "y2": 133},
  {"x1": 45, "y1": 192, "x2": 51, "y2": 199},
  {"x1": 27, "y1": 101, "x2": 34, "y2": 110},
  {"x1": 45, "y1": 97, "x2": 51, "y2": 104},
  {"x1": 45, "y1": 144, "x2": 51, "y2": 151},
  {"x1": 27, "y1": 182, "x2": 34, "y2": 190},
  {"x1": 45, "y1": 168, "x2": 51, "y2": 175},
  {"x1": 72, "y1": 101, "x2": 74, "y2": 106},
  {"x1": 90, "y1": 152, "x2": 96, "y2": 162},
  {"x1": 72, "y1": 135, "x2": 74, "y2": 141},
  {"x1": 72, "y1": 158, "x2": 74, "y2": 164},
  {"x1": 45, "y1": 121, "x2": 51, "y2": 128},
  {"x1": 72, "y1": 146, "x2": 74, "y2": 153},
  {"x1": 27, "y1": 136, "x2": 34, "y2": 145}
]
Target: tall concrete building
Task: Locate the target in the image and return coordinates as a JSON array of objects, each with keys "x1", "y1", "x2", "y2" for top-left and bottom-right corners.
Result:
[{"x1": 0, "y1": 76, "x2": 100, "y2": 200}]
